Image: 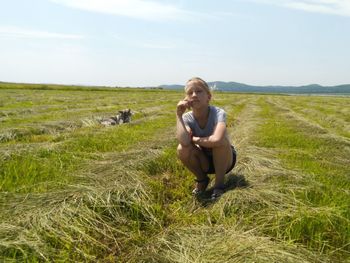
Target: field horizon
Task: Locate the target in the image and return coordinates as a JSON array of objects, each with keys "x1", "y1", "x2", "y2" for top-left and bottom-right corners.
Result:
[
  {"x1": 0, "y1": 83, "x2": 349, "y2": 262},
  {"x1": 2, "y1": 81, "x2": 350, "y2": 95}
]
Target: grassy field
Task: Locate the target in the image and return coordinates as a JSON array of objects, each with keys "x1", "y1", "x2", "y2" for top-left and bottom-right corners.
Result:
[{"x1": 0, "y1": 83, "x2": 349, "y2": 262}]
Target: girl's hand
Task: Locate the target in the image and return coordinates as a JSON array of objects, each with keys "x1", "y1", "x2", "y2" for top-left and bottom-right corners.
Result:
[
  {"x1": 176, "y1": 99, "x2": 192, "y2": 116},
  {"x1": 192, "y1": 136, "x2": 200, "y2": 143}
]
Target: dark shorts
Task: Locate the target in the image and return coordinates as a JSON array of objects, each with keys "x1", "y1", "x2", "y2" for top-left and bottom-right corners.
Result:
[{"x1": 205, "y1": 145, "x2": 237, "y2": 174}]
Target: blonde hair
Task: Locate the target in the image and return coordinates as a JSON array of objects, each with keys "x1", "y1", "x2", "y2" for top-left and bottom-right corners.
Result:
[{"x1": 185, "y1": 77, "x2": 211, "y2": 95}]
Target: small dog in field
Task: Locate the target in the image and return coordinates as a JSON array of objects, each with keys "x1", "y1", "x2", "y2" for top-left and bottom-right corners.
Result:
[{"x1": 100, "y1": 109, "x2": 132, "y2": 126}]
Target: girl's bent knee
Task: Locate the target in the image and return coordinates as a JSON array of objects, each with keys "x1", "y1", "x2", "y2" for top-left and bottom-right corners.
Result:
[{"x1": 177, "y1": 144, "x2": 193, "y2": 160}]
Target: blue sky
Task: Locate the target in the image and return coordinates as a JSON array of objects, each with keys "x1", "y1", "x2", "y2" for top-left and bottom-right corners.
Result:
[{"x1": 1, "y1": 0, "x2": 350, "y2": 87}]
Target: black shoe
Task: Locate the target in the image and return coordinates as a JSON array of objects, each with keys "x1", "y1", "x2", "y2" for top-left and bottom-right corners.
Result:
[
  {"x1": 211, "y1": 185, "x2": 225, "y2": 200},
  {"x1": 192, "y1": 176, "x2": 210, "y2": 195}
]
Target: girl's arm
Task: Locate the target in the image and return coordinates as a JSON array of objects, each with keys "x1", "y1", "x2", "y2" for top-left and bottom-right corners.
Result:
[
  {"x1": 192, "y1": 122, "x2": 228, "y2": 148},
  {"x1": 176, "y1": 115, "x2": 192, "y2": 146},
  {"x1": 176, "y1": 99, "x2": 192, "y2": 146}
]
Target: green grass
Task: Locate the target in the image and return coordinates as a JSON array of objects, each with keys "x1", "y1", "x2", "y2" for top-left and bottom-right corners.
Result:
[
  {"x1": 0, "y1": 113, "x2": 177, "y2": 192},
  {"x1": 254, "y1": 98, "x2": 350, "y2": 257},
  {"x1": 277, "y1": 96, "x2": 350, "y2": 138},
  {"x1": 0, "y1": 84, "x2": 349, "y2": 262}
]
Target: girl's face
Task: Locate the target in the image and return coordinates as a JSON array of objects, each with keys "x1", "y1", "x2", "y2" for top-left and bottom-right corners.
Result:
[{"x1": 185, "y1": 82, "x2": 211, "y2": 108}]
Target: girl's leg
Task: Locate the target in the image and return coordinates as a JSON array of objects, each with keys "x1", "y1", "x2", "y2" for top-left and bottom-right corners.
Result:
[
  {"x1": 212, "y1": 140, "x2": 233, "y2": 190},
  {"x1": 177, "y1": 144, "x2": 209, "y2": 191}
]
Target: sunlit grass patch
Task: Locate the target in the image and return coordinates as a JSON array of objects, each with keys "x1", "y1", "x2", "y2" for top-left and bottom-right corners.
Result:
[
  {"x1": 278, "y1": 96, "x2": 350, "y2": 138},
  {"x1": 255, "y1": 99, "x2": 350, "y2": 258},
  {"x1": 0, "y1": 149, "x2": 81, "y2": 193},
  {"x1": 135, "y1": 226, "x2": 326, "y2": 263},
  {"x1": 0, "y1": 171, "x2": 164, "y2": 262},
  {"x1": 0, "y1": 106, "x2": 174, "y2": 192},
  {"x1": 66, "y1": 114, "x2": 175, "y2": 153},
  {"x1": 0, "y1": 112, "x2": 176, "y2": 192}
]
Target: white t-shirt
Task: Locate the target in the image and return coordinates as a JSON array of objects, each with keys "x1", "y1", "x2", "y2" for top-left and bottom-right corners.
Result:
[{"x1": 182, "y1": 105, "x2": 235, "y2": 155}]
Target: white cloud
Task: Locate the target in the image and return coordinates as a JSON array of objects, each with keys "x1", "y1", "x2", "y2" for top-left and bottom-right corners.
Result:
[
  {"x1": 50, "y1": 0, "x2": 195, "y2": 21},
  {"x1": 253, "y1": 0, "x2": 350, "y2": 16},
  {"x1": 0, "y1": 25, "x2": 84, "y2": 39}
]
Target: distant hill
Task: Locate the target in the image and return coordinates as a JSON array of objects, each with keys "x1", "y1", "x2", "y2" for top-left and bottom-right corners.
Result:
[{"x1": 159, "y1": 81, "x2": 350, "y2": 94}]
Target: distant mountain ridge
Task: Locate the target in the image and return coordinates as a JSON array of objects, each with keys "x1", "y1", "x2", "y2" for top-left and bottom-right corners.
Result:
[{"x1": 159, "y1": 81, "x2": 350, "y2": 94}]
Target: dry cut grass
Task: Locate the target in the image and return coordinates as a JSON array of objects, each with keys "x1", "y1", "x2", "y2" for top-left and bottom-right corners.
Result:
[{"x1": 0, "y1": 85, "x2": 349, "y2": 262}]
